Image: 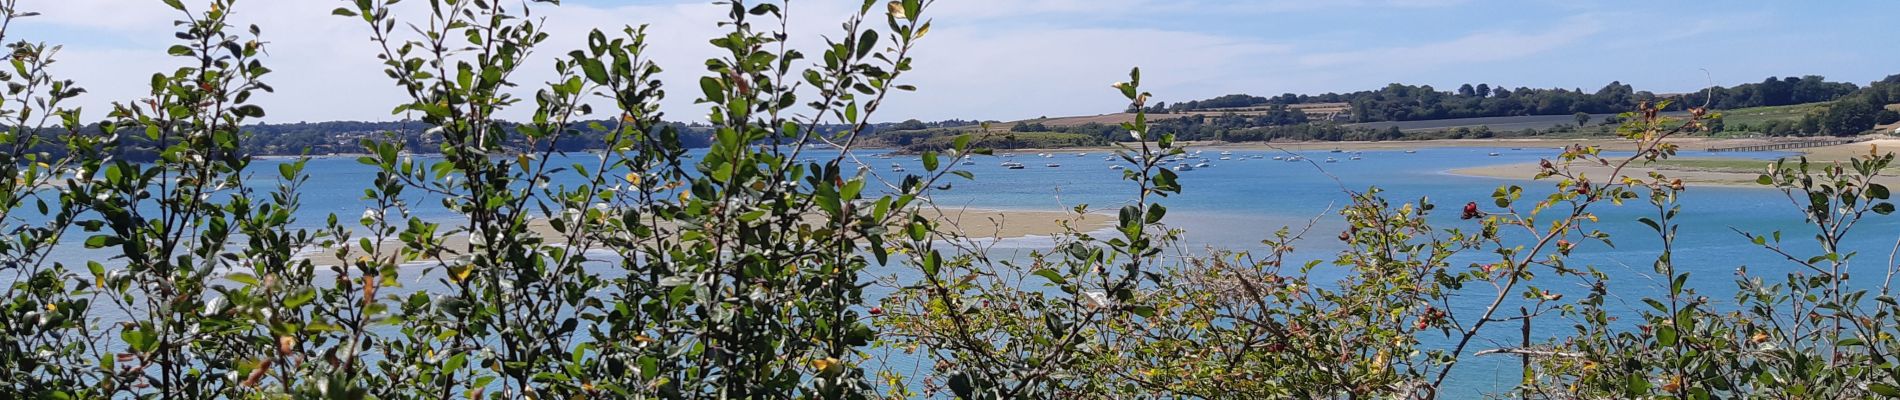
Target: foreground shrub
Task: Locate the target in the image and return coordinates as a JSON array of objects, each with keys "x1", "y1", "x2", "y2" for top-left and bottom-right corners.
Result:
[{"x1": 5, "y1": 1, "x2": 1900, "y2": 399}]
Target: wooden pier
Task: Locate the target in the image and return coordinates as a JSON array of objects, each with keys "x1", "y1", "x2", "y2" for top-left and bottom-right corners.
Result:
[{"x1": 1708, "y1": 139, "x2": 1860, "y2": 153}]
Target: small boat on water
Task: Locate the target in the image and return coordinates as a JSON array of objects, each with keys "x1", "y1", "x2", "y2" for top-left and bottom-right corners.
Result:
[
  {"x1": 962, "y1": 160, "x2": 975, "y2": 165},
  {"x1": 1077, "y1": 153, "x2": 1088, "y2": 157},
  {"x1": 1271, "y1": 156, "x2": 1284, "y2": 160},
  {"x1": 1219, "y1": 151, "x2": 1233, "y2": 156},
  {"x1": 1349, "y1": 154, "x2": 1363, "y2": 161},
  {"x1": 1174, "y1": 164, "x2": 1195, "y2": 171},
  {"x1": 1109, "y1": 165, "x2": 1124, "y2": 170},
  {"x1": 1219, "y1": 156, "x2": 1232, "y2": 160},
  {"x1": 1324, "y1": 157, "x2": 1339, "y2": 163},
  {"x1": 1001, "y1": 161, "x2": 1025, "y2": 169},
  {"x1": 1045, "y1": 163, "x2": 1061, "y2": 168},
  {"x1": 1329, "y1": 148, "x2": 1343, "y2": 153},
  {"x1": 890, "y1": 163, "x2": 906, "y2": 172},
  {"x1": 1195, "y1": 162, "x2": 1211, "y2": 168},
  {"x1": 1404, "y1": 150, "x2": 1417, "y2": 154},
  {"x1": 1487, "y1": 152, "x2": 1501, "y2": 157}
]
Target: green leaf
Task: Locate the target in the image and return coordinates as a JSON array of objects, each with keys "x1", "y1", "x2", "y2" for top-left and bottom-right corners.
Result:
[
  {"x1": 1032, "y1": 269, "x2": 1066, "y2": 285},
  {"x1": 285, "y1": 289, "x2": 317, "y2": 308},
  {"x1": 83, "y1": 235, "x2": 120, "y2": 249},
  {"x1": 1145, "y1": 203, "x2": 1167, "y2": 224},
  {"x1": 1871, "y1": 383, "x2": 1900, "y2": 397},
  {"x1": 856, "y1": 29, "x2": 878, "y2": 58},
  {"x1": 580, "y1": 58, "x2": 608, "y2": 84},
  {"x1": 948, "y1": 372, "x2": 975, "y2": 399},
  {"x1": 699, "y1": 76, "x2": 725, "y2": 103}
]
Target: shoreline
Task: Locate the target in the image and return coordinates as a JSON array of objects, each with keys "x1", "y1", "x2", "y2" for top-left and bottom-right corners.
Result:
[
  {"x1": 1445, "y1": 138, "x2": 1900, "y2": 188},
  {"x1": 983, "y1": 136, "x2": 1807, "y2": 155}
]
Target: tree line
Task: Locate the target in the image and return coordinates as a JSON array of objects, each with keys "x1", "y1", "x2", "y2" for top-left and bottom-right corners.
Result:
[{"x1": 1161, "y1": 75, "x2": 1884, "y2": 123}]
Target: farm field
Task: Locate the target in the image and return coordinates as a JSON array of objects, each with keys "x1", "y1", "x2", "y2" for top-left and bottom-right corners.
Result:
[{"x1": 1345, "y1": 112, "x2": 1686, "y2": 132}]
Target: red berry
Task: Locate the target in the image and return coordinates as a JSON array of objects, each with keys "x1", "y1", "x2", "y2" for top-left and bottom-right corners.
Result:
[{"x1": 868, "y1": 307, "x2": 883, "y2": 316}]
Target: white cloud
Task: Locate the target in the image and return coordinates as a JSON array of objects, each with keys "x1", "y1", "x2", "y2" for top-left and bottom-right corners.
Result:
[
  {"x1": 1297, "y1": 16, "x2": 1602, "y2": 68},
  {"x1": 889, "y1": 24, "x2": 1291, "y2": 121}
]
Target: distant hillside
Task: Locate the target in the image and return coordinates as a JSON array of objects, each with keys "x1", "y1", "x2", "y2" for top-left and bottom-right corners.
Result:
[
  {"x1": 1017, "y1": 102, "x2": 1349, "y2": 129},
  {"x1": 857, "y1": 74, "x2": 1900, "y2": 152},
  {"x1": 1145, "y1": 74, "x2": 1892, "y2": 124}
]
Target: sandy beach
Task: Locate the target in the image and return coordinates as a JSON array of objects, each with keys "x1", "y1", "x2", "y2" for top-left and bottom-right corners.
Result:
[
  {"x1": 1448, "y1": 138, "x2": 1900, "y2": 188},
  {"x1": 298, "y1": 207, "x2": 1112, "y2": 266}
]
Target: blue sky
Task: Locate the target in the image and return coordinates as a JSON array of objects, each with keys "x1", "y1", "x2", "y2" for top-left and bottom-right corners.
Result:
[{"x1": 14, "y1": 0, "x2": 1899, "y2": 123}]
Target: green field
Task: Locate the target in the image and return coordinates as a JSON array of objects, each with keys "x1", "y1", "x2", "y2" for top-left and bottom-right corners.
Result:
[{"x1": 1716, "y1": 102, "x2": 1827, "y2": 129}]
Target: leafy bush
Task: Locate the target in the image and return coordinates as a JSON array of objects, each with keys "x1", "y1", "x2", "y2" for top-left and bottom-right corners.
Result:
[{"x1": 8, "y1": 1, "x2": 1900, "y2": 399}]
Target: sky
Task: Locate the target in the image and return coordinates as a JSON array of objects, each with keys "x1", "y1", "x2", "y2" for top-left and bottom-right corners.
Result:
[{"x1": 13, "y1": 0, "x2": 1900, "y2": 124}]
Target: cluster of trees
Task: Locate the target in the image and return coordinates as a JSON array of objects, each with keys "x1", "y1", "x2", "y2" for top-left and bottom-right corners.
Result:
[
  {"x1": 1700, "y1": 75, "x2": 1867, "y2": 109},
  {"x1": 1162, "y1": 75, "x2": 1879, "y2": 123},
  {"x1": 881, "y1": 118, "x2": 983, "y2": 131},
  {"x1": 1724, "y1": 78, "x2": 1900, "y2": 137}
]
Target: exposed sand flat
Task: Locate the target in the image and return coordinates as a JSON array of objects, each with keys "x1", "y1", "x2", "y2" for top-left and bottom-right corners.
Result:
[
  {"x1": 1795, "y1": 139, "x2": 1900, "y2": 161},
  {"x1": 1450, "y1": 161, "x2": 1773, "y2": 188},
  {"x1": 1449, "y1": 139, "x2": 1900, "y2": 189},
  {"x1": 297, "y1": 207, "x2": 1111, "y2": 266},
  {"x1": 920, "y1": 207, "x2": 1113, "y2": 239}
]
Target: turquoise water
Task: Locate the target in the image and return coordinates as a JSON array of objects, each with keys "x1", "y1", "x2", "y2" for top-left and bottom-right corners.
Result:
[
  {"x1": 894, "y1": 146, "x2": 1853, "y2": 396},
  {"x1": 18, "y1": 145, "x2": 1885, "y2": 397}
]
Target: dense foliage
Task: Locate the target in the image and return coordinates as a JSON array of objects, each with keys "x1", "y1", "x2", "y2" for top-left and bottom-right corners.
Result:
[{"x1": 10, "y1": 1, "x2": 1900, "y2": 399}]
